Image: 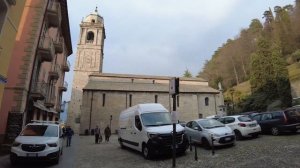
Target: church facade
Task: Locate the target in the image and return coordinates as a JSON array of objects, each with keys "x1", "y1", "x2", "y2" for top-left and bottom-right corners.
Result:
[{"x1": 68, "y1": 9, "x2": 225, "y2": 134}]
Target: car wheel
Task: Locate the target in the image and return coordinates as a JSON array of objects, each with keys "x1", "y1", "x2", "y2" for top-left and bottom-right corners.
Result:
[
  {"x1": 271, "y1": 127, "x2": 279, "y2": 136},
  {"x1": 234, "y1": 130, "x2": 243, "y2": 140},
  {"x1": 10, "y1": 154, "x2": 18, "y2": 166},
  {"x1": 142, "y1": 144, "x2": 152, "y2": 159},
  {"x1": 53, "y1": 151, "x2": 60, "y2": 165},
  {"x1": 202, "y1": 138, "x2": 211, "y2": 150},
  {"x1": 252, "y1": 133, "x2": 259, "y2": 138}
]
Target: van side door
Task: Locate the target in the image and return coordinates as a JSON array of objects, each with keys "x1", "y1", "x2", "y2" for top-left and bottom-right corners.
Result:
[{"x1": 130, "y1": 115, "x2": 143, "y2": 151}]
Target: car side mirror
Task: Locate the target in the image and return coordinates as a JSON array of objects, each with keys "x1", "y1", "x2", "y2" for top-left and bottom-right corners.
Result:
[{"x1": 194, "y1": 127, "x2": 201, "y2": 131}]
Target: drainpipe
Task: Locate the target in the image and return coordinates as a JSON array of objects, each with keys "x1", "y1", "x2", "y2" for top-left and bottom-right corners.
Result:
[{"x1": 88, "y1": 91, "x2": 94, "y2": 131}]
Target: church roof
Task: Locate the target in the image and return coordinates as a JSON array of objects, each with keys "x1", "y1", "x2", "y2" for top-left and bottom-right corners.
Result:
[
  {"x1": 84, "y1": 80, "x2": 220, "y2": 94},
  {"x1": 89, "y1": 73, "x2": 208, "y2": 82}
]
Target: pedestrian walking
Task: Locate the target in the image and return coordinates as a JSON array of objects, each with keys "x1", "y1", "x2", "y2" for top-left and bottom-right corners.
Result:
[
  {"x1": 104, "y1": 125, "x2": 111, "y2": 142},
  {"x1": 94, "y1": 125, "x2": 101, "y2": 144},
  {"x1": 65, "y1": 126, "x2": 74, "y2": 147}
]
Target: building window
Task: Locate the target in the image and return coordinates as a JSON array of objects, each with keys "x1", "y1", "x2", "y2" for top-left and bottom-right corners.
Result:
[
  {"x1": 102, "y1": 94, "x2": 106, "y2": 107},
  {"x1": 205, "y1": 97, "x2": 209, "y2": 106},
  {"x1": 199, "y1": 113, "x2": 203, "y2": 118},
  {"x1": 0, "y1": 0, "x2": 8, "y2": 35},
  {"x1": 86, "y1": 31, "x2": 94, "y2": 42},
  {"x1": 129, "y1": 94, "x2": 132, "y2": 107},
  {"x1": 91, "y1": 19, "x2": 95, "y2": 23},
  {"x1": 155, "y1": 95, "x2": 158, "y2": 103}
]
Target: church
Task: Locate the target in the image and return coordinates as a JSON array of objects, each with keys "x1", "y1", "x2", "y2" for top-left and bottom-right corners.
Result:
[{"x1": 67, "y1": 8, "x2": 225, "y2": 134}]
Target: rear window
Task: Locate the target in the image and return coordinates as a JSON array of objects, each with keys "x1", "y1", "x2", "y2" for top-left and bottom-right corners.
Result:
[
  {"x1": 238, "y1": 116, "x2": 252, "y2": 122},
  {"x1": 285, "y1": 109, "x2": 300, "y2": 118},
  {"x1": 20, "y1": 125, "x2": 58, "y2": 137}
]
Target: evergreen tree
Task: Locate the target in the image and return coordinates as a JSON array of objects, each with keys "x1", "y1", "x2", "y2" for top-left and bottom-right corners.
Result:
[{"x1": 183, "y1": 69, "x2": 192, "y2": 78}]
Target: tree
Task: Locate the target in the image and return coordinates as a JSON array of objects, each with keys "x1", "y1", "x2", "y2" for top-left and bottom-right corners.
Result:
[{"x1": 183, "y1": 69, "x2": 192, "y2": 78}]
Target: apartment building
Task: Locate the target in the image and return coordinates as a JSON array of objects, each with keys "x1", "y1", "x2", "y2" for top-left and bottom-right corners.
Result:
[{"x1": 0, "y1": 0, "x2": 72, "y2": 143}]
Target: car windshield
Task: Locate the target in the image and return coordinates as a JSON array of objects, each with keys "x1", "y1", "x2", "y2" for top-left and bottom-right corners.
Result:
[
  {"x1": 141, "y1": 112, "x2": 172, "y2": 127},
  {"x1": 20, "y1": 125, "x2": 58, "y2": 137},
  {"x1": 197, "y1": 119, "x2": 224, "y2": 129},
  {"x1": 238, "y1": 116, "x2": 252, "y2": 122}
]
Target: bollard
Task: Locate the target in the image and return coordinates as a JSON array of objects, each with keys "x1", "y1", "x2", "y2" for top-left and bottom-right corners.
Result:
[
  {"x1": 194, "y1": 144, "x2": 198, "y2": 161},
  {"x1": 211, "y1": 135, "x2": 215, "y2": 156},
  {"x1": 189, "y1": 136, "x2": 192, "y2": 152}
]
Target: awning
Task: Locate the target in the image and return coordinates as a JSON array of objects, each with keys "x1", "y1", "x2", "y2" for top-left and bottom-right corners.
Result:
[{"x1": 33, "y1": 100, "x2": 48, "y2": 111}]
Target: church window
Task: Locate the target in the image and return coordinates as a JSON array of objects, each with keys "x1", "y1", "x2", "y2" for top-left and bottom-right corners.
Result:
[
  {"x1": 0, "y1": 0, "x2": 8, "y2": 35},
  {"x1": 205, "y1": 97, "x2": 209, "y2": 106},
  {"x1": 91, "y1": 19, "x2": 95, "y2": 23},
  {"x1": 102, "y1": 94, "x2": 106, "y2": 106},
  {"x1": 86, "y1": 31, "x2": 94, "y2": 43},
  {"x1": 155, "y1": 95, "x2": 158, "y2": 103},
  {"x1": 199, "y1": 113, "x2": 203, "y2": 118},
  {"x1": 129, "y1": 94, "x2": 132, "y2": 107}
]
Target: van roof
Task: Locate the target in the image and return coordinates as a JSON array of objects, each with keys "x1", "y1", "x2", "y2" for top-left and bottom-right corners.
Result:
[{"x1": 121, "y1": 103, "x2": 168, "y2": 115}]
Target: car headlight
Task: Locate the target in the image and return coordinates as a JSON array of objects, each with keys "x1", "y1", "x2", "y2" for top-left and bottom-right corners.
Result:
[
  {"x1": 147, "y1": 133, "x2": 159, "y2": 139},
  {"x1": 12, "y1": 141, "x2": 21, "y2": 147},
  {"x1": 47, "y1": 143, "x2": 58, "y2": 147}
]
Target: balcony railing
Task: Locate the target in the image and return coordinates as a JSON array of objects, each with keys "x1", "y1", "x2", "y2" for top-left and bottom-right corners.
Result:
[
  {"x1": 37, "y1": 36, "x2": 55, "y2": 62},
  {"x1": 30, "y1": 81, "x2": 47, "y2": 100},
  {"x1": 49, "y1": 64, "x2": 60, "y2": 80},
  {"x1": 45, "y1": 93, "x2": 56, "y2": 108},
  {"x1": 59, "y1": 81, "x2": 68, "y2": 92},
  {"x1": 53, "y1": 36, "x2": 63, "y2": 53},
  {"x1": 47, "y1": 1, "x2": 61, "y2": 27},
  {"x1": 62, "y1": 60, "x2": 70, "y2": 72}
]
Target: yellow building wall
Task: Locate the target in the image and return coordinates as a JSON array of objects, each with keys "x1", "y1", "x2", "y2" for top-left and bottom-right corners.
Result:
[{"x1": 0, "y1": 1, "x2": 26, "y2": 116}]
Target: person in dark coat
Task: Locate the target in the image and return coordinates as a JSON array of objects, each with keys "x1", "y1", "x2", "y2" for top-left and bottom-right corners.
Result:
[
  {"x1": 104, "y1": 125, "x2": 111, "y2": 142},
  {"x1": 94, "y1": 125, "x2": 101, "y2": 144},
  {"x1": 65, "y1": 126, "x2": 74, "y2": 147}
]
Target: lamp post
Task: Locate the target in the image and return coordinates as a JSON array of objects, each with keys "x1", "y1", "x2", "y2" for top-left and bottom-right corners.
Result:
[{"x1": 229, "y1": 88, "x2": 235, "y2": 115}]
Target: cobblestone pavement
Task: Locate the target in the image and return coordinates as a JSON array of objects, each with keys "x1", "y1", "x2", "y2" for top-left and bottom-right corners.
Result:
[{"x1": 76, "y1": 132, "x2": 300, "y2": 168}]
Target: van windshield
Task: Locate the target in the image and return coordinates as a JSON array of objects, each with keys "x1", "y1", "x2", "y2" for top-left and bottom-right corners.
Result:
[{"x1": 141, "y1": 112, "x2": 172, "y2": 127}]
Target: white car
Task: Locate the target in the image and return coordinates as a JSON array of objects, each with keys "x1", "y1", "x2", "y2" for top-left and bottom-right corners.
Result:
[
  {"x1": 10, "y1": 121, "x2": 63, "y2": 165},
  {"x1": 185, "y1": 119, "x2": 235, "y2": 149},
  {"x1": 218, "y1": 115, "x2": 261, "y2": 140}
]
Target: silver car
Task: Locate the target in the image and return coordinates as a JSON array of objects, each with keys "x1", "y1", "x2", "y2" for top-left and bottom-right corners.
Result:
[{"x1": 185, "y1": 119, "x2": 235, "y2": 149}]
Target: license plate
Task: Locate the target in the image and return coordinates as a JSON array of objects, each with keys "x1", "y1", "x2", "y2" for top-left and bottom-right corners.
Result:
[
  {"x1": 225, "y1": 137, "x2": 231, "y2": 141},
  {"x1": 27, "y1": 153, "x2": 37, "y2": 157},
  {"x1": 249, "y1": 124, "x2": 256, "y2": 127}
]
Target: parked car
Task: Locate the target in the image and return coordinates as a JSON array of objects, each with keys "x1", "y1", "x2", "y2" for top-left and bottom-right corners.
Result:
[
  {"x1": 118, "y1": 103, "x2": 188, "y2": 159},
  {"x1": 218, "y1": 115, "x2": 261, "y2": 140},
  {"x1": 251, "y1": 109, "x2": 300, "y2": 136},
  {"x1": 185, "y1": 119, "x2": 235, "y2": 149},
  {"x1": 10, "y1": 121, "x2": 64, "y2": 165}
]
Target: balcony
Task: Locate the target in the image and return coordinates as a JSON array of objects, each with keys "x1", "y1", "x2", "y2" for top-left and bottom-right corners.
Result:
[
  {"x1": 53, "y1": 36, "x2": 63, "y2": 53},
  {"x1": 62, "y1": 60, "x2": 70, "y2": 72},
  {"x1": 30, "y1": 82, "x2": 47, "y2": 100},
  {"x1": 46, "y1": 1, "x2": 61, "y2": 27},
  {"x1": 49, "y1": 64, "x2": 60, "y2": 80},
  {"x1": 59, "y1": 81, "x2": 68, "y2": 92},
  {"x1": 37, "y1": 36, "x2": 55, "y2": 62},
  {"x1": 45, "y1": 94, "x2": 56, "y2": 108}
]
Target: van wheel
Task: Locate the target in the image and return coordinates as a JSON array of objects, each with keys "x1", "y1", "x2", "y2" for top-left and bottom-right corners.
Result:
[
  {"x1": 118, "y1": 138, "x2": 125, "y2": 149},
  {"x1": 142, "y1": 145, "x2": 151, "y2": 159},
  {"x1": 53, "y1": 152, "x2": 60, "y2": 165},
  {"x1": 271, "y1": 127, "x2": 279, "y2": 136}
]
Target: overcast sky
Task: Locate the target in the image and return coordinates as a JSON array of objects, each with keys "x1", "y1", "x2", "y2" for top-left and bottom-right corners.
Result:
[{"x1": 62, "y1": 0, "x2": 294, "y2": 101}]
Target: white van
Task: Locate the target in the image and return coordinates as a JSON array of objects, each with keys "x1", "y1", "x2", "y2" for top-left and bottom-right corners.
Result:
[{"x1": 118, "y1": 103, "x2": 188, "y2": 159}]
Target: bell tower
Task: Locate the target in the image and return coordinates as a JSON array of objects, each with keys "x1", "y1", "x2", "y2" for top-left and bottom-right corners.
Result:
[{"x1": 68, "y1": 7, "x2": 105, "y2": 132}]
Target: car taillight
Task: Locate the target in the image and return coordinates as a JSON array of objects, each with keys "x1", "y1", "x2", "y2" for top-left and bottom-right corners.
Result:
[{"x1": 238, "y1": 123, "x2": 246, "y2": 127}]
